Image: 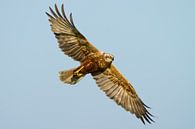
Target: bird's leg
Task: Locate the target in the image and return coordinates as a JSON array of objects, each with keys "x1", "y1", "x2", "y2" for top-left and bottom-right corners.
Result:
[{"x1": 73, "y1": 66, "x2": 85, "y2": 78}]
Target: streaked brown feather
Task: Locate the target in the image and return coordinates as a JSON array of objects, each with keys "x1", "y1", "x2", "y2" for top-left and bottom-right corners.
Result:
[
  {"x1": 92, "y1": 65, "x2": 154, "y2": 124},
  {"x1": 46, "y1": 4, "x2": 99, "y2": 62},
  {"x1": 109, "y1": 86, "x2": 121, "y2": 98},
  {"x1": 106, "y1": 84, "x2": 118, "y2": 96},
  {"x1": 101, "y1": 82, "x2": 115, "y2": 91}
]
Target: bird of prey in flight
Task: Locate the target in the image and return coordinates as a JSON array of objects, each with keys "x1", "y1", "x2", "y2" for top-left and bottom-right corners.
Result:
[{"x1": 46, "y1": 4, "x2": 154, "y2": 124}]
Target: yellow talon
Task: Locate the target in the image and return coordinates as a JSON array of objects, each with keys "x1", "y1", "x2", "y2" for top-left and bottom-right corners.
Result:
[{"x1": 73, "y1": 66, "x2": 84, "y2": 78}]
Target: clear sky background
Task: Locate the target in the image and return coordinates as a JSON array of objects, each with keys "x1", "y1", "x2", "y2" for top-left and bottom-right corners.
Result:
[{"x1": 0, "y1": 0, "x2": 195, "y2": 129}]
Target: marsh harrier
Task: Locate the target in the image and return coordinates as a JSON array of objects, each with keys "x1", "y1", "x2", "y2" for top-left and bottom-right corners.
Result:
[{"x1": 46, "y1": 4, "x2": 154, "y2": 124}]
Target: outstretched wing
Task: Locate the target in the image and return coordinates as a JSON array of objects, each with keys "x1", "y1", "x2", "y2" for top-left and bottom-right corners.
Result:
[
  {"x1": 92, "y1": 65, "x2": 154, "y2": 124},
  {"x1": 46, "y1": 4, "x2": 99, "y2": 62}
]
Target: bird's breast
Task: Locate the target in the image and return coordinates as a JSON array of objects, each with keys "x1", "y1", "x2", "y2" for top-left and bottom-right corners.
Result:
[{"x1": 81, "y1": 52, "x2": 112, "y2": 74}]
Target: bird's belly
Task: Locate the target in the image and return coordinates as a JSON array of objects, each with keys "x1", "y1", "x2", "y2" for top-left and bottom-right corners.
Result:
[
  {"x1": 81, "y1": 61, "x2": 99, "y2": 74},
  {"x1": 80, "y1": 54, "x2": 111, "y2": 74}
]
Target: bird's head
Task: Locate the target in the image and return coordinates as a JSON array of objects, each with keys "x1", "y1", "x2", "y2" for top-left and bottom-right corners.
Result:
[{"x1": 103, "y1": 52, "x2": 114, "y2": 63}]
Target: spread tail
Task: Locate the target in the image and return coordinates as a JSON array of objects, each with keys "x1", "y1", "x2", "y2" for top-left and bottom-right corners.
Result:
[{"x1": 59, "y1": 67, "x2": 85, "y2": 85}]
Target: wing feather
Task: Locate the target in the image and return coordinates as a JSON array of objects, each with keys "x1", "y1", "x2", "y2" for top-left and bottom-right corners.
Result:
[
  {"x1": 46, "y1": 4, "x2": 99, "y2": 62},
  {"x1": 109, "y1": 86, "x2": 121, "y2": 98},
  {"x1": 106, "y1": 84, "x2": 118, "y2": 96},
  {"x1": 92, "y1": 65, "x2": 154, "y2": 124}
]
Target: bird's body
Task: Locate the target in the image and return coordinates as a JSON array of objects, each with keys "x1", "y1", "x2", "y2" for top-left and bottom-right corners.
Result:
[
  {"x1": 59, "y1": 52, "x2": 114, "y2": 84},
  {"x1": 79, "y1": 52, "x2": 114, "y2": 74},
  {"x1": 46, "y1": 4, "x2": 154, "y2": 124}
]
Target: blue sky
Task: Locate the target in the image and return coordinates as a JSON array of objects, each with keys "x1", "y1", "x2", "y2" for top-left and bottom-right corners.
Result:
[{"x1": 0, "y1": 0, "x2": 195, "y2": 129}]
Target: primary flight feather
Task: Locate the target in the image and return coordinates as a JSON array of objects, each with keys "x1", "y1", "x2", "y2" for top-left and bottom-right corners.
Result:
[{"x1": 46, "y1": 4, "x2": 154, "y2": 124}]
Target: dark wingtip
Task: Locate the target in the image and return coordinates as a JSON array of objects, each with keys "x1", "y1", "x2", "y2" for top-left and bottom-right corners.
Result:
[
  {"x1": 45, "y1": 12, "x2": 49, "y2": 16},
  {"x1": 62, "y1": 3, "x2": 64, "y2": 9},
  {"x1": 138, "y1": 99, "x2": 155, "y2": 124},
  {"x1": 54, "y1": 3, "x2": 57, "y2": 7},
  {"x1": 49, "y1": 6, "x2": 52, "y2": 12},
  {"x1": 140, "y1": 111, "x2": 155, "y2": 124},
  {"x1": 54, "y1": 3, "x2": 63, "y2": 18},
  {"x1": 69, "y1": 13, "x2": 74, "y2": 25},
  {"x1": 49, "y1": 5, "x2": 58, "y2": 18},
  {"x1": 140, "y1": 98, "x2": 151, "y2": 109},
  {"x1": 140, "y1": 117, "x2": 145, "y2": 124},
  {"x1": 61, "y1": 3, "x2": 67, "y2": 19},
  {"x1": 54, "y1": 3, "x2": 58, "y2": 12},
  {"x1": 45, "y1": 12, "x2": 51, "y2": 17}
]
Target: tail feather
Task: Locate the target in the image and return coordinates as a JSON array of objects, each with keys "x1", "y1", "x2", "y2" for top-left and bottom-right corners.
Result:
[{"x1": 59, "y1": 68, "x2": 84, "y2": 85}]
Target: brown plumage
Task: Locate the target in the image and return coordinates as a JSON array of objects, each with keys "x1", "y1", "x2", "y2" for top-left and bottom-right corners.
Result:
[{"x1": 46, "y1": 4, "x2": 154, "y2": 124}]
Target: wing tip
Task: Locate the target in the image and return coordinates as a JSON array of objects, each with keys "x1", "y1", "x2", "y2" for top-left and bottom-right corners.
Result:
[{"x1": 140, "y1": 106, "x2": 155, "y2": 124}]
